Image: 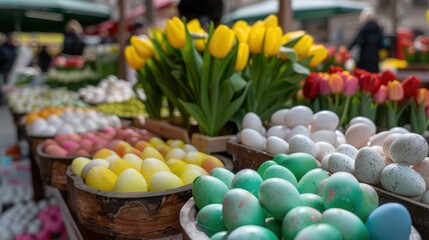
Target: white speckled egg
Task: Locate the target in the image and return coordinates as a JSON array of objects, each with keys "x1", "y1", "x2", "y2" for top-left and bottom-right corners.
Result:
[
  {"x1": 288, "y1": 135, "x2": 318, "y2": 157},
  {"x1": 369, "y1": 131, "x2": 391, "y2": 147},
  {"x1": 266, "y1": 125, "x2": 290, "y2": 139},
  {"x1": 311, "y1": 110, "x2": 339, "y2": 131},
  {"x1": 354, "y1": 147, "x2": 386, "y2": 185},
  {"x1": 412, "y1": 158, "x2": 429, "y2": 189},
  {"x1": 240, "y1": 128, "x2": 266, "y2": 151},
  {"x1": 381, "y1": 164, "x2": 426, "y2": 197},
  {"x1": 421, "y1": 191, "x2": 429, "y2": 205},
  {"x1": 242, "y1": 112, "x2": 263, "y2": 131},
  {"x1": 271, "y1": 109, "x2": 289, "y2": 125},
  {"x1": 370, "y1": 145, "x2": 384, "y2": 157},
  {"x1": 390, "y1": 133, "x2": 429, "y2": 165},
  {"x1": 350, "y1": 116, "x2": 376, "y2": 135},
  {"x1": 287, "y1": 125, "x2": 309, "y2": 141},
  {"x1": 266, "y1": 136, "x2": 289, "y2": 155},
  {"x1": 336, "y1": 144, "x2": 358, "y2": 159},
  {"x1": 382, "y1": 133, "x2": 401, "y2": 159},
  {"x1": 329, "y1": 153, "x2": 355, "y2": 174},
  {"x1": 321, "y1": 154, "x2": 331, "y2": 171},
  {"x1": 316, "y1": 142, "x2": 336, "y2": 161},
  {"x1": 310, "y1": 130, "x2": 337, "y2": 146},
  {"x1": 345, "y1": 123, "x2": 371, "y2": 149},
  {"x1": 283, "y1": 106, "x2": 313, "y2": 128},
  {"x1": 389, "y1": 127, "x2": 410, "y2": 134}
]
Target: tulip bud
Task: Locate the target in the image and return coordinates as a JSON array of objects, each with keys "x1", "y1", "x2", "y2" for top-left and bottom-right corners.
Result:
[
  {"x1": 248, "y1": 25, "x2": 266, "y2": 54},
  {"x1": 416, "y1": 88, "x2": 429, "y2": 106},
  {"x1": 264, "y1": 27, "x2": 282, "y2": 56},
  {"x1": 359, "y1": 74, "x2": 381, "y2": 94},
  {"x1": 387, "y1": 80, "x2": 404, "y2": 101},
  {"x1": 308, "y1": 44, "x2": 328, "y2": 67},
  {"x1": 232, "y1": 20, "x2": 249, "y2": 32},
  {"x1": 402, "y1": 75, "x2": 421, "y2": 100},
  {"x1": 124, "y1": 46, "x2": 145, "y2": 70},
  {"x1": 166, "y1": 17, "x2": 186, "y2": 48},
  {"x1": 264, "y1": 14, "x2": 278, "y2": 28},
  {"x1": 281, "y1": 31, "x2": 306, "y2": 45},
  {"x1": 130, "y1": 36, "x2": 154, "y2": 59},
  {"x1": 186, "y1": 20, "x2": 207, "y2": 52},
  {"x1": 373, "y1": 85, "x2": 388, "y2": 104},
  {"x1": 303, "y1": 75, "x2": 319, "y2": 99},
  {"x1": 235, "y1": 43, "x2": 249, "y2": 71},
  {"x1": 293, "y1": 34, "x2": 314, "y2": 58},
  {"x1": 319, "y1": 74, "x2": 331, "y2": 95},
  {"x1": 328, "y1": 73, "x2": 344, "y2": 94},
  {"x1": 209, "y1": 25, "x2": 235, "y2": 59},
  {"x1": 343, "y1": 76, "x2": 358, "y2": 96},
  {"x1": 234, "y1": 26, "x2": 250, "y2": 43}
]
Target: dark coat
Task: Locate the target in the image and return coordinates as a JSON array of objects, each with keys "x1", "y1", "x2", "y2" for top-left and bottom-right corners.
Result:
[
  {"x1": 349, "y1": 20, "x2": 384, "y2": 73},
  {"x1": 62, "y1": 32, "x2": 85, "y2": 56},
  {"x1": 178, "y1": 0, "x2": 224, "y2": 25},
  {"x1": 0, "y1": 42, "x2": 17, "y2": 81}
]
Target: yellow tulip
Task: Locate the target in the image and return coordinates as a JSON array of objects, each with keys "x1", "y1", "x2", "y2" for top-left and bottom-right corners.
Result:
[
  {"x1": 281, "y1": 30, "x2": 306, "y2": 45},
  {"x1": 166, "y1": 17, "x2": 186, "y2": 48},
  {"x1": 232, "y1": 20, "x2": 249, "y2": 32},
  {"x1": 130, "y1": 36, "x2": 154, "y2": 59},
  {"x1": 426, "y1": 9, "x2": 429, "y2": 25},
  {"x1": 187, "y1": 18, "x2": 202, "y2": 32},
  {"x1": 125, "y1": 46, "x2": 145, "y2": 70},
  {"x1": 234, "y1": 26, "x2": 250, "y2": 43},
  {"x1": 187, "y1": 19, "x2": 207, "y2": 52},
  {"x1": 264, "y1": 14, "x2": 278, "y2": 28},
  {"x1": 248, "y1": 25, "x2": 266, "y2": 54},
  {"x1": 308, "y1": 44, "x2": 328, "y2": 67},
  {"x1": 235, "y1": 43, "x2": 249, "y2": 71},
  {"x1": 209, "y1": 25, "x2": 235, "y2": 59},
  {"x1": 253, "y1": 20, "x2": 265, "y2": 27},
  {"x1": 293, "y1": 34, "x2": 314, "y2": 58},
  {"x1": 264, "y1": 26, "x2": 282, "y2": 56}
]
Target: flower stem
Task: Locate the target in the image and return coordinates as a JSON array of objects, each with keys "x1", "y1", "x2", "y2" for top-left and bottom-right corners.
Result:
[{"x1": 340, "y1": 96, "x2": 351, "y2": 127}]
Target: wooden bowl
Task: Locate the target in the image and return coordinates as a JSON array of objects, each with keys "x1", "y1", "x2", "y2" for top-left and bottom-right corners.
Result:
[
  {"x1": 66, "y1": 167, "x2": 192, "y2": 239},
  {"x1": 227, "y1": 140, "x2": 274, "y2": 171}
]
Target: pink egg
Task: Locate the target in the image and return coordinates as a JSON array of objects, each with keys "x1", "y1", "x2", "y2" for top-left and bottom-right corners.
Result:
[
  {"x1": 54, "y1": 134, "x2": 69, "y2": 144},
  {"x1": 45, "y1": 145, "x2": 67, "y2": 157},
  {"x1": 80, "y1": 144, "x2": 94, "y2": 153},
  {"x1": 86, "y1": 136, "x2": 99, "y2": 143},
  {"x1": 103, "y1": 127, "x2": 116, "y2": 135},
  {"x1": 36, "y1": 229, "x2": 50, "y2": 240},
  {"x1": 76, "y1": 149, "x2": 90, "y2": 157},
  {"x1": 43, "y1": 139, "x2": 58, "y2": 151},
  {"x1": 79, "y1": 138, "x2": 93, "y2": 146},
  {"x1": 68, "y1": 132, "x2": 81, "y2": 142},
  {"x1": 108, "y1": 139, "x2": 122, "y2": 150},
  {"x1": 61, "y1": 140, "x2": 79, "y2": 151}
]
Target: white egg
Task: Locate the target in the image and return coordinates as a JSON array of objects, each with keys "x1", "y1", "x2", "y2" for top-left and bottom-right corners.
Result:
[
  {"x1": 83, "y1": 119, "x2": 98, "y2": 131},
  {"x1": 107, "y1": 115, "x2": 121, "y2": 127},
  {"x1": 390, "y1": 133, "x2": 429, "y2": 165},
  {"x1": 321, "y1": 154, "x2": 331, "y2": 171},
  {"x1": 329, "y1": 153, "x2": 355, "y2": 174},
  {"x1": 349, "y1": 116, "x2": 376, "y2": 135},
  {"x1": 240, "y1": 128, "x2": 266, "y2": 151},
  {"x1": 242, "y1": 112, "x2": 263, "y2": 131},
  {"x1": 382, "y1": 133, "x2": 401, "y2": 159},
  {"x1": 315, "y1": 142, "x2": 336, "y2": 161},
  {"x1": 389, "y1": 127, "x2": 410, "y2": 134},
  {"x1": 259, "y1": 126, "x2": 266, "y2": 136},
  {"x1": 47, "y1": 115, "x2": 63, "y2": 128},
  {"x1": 311, "y1": 110, "x2": 339, "y2": 131},
  {"x1": 287, "y1": 125, "x2": 309, "y2": 141},
  {"x1": 345, "y1": 123, "x2": 371, "y2": 149},
  {"x1": 28, "y1": 119, "x2": 48, "y2": 136},
  {"x1": 412, "y1": 158, "x2": 429, "y2": 189},
  {"x1": 354, "y1": 147, "x2": 385, "y2": 185},
  {"x1": 310, "y1": 130, "x2": 336, "y2": 146},
  {"x1": 421, "y1": 191, "x2": 429, "y2": 205},
  {"x1": 57, "y1": 123, "x2": 74, "y2": 134},
  {"x1": 336, "y1": 144, "x2": 358, "y2": 159},
  {"x1": 370, "y1": 145, "x2": 384, "y2": 157},
  {"x1": 75, "y1": 126, "x2": 87, "y2": 134},
  {"x1": 283, "y1": 105, "x2": 313, "y2": 128},
  {"x1": 40, "y1": 126, "x2": 57, "y2": 137},
  {"x1": 335, "y1": 137, "x2": 346, "y2": 148},
  {"x1": 381, "y1": 164, "x2": 426, "y2": 197},
  {"x1": 369, "y1": 131, "x2": 391, "y2": 147},
  {"x1": 271, "y1": 109, "x2": 289, "y2": 125},
  {"x1": 266, "y1": 125, "x2": 290, "y2": 139},
  {"x1": 288, "y1": 135, "x2": 318, "y2": 157},
  {"x1": 266, "y1": 136, "x2": 289, "y2": 155}
]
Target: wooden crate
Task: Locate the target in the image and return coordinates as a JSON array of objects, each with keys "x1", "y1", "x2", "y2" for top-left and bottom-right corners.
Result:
[
  {"x1": 227, "y1": 140, "x2": 274, "y2": 171},
  {"x1": 26, "y1": 134, "x2": 51, "y2": 200},
  {"x1": 67, "y1": 167, "x2": 192, "y2": 239},
  {"x1": 191, "y1": 133, "x2": 232, "y2": 154}
]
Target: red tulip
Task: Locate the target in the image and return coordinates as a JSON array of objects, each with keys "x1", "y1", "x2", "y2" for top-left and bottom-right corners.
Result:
[
  {"x1": 353, "y1": 68, "x2": 369, "y2": 79},
  {"x1": 328, "y1": 66, "x2": 343, "y2": 74},
  {"x1": 329, "y1": 73, "x2": 344, "y2": 94},
  {"x1": 303, "y1": 75, "x2": 320, "y2": 99},
  {"x1": 373, "y1": 85, "x2": 388, "y2": 104},
  {"x1": 319, "y1": 74, "x2": 331, "y2": 95},
  {"x1": 359, "y1": 74, "x2": 381, "y2": 94},
  {"x1": 379, "y1": 70, "x2": 396, "y2": 85},
  {"x1": 402, "y1": 75, "x2": 421, "y2": 100},
  {"x1": 387, "y1": 80, "x2": 404, "y2": 101},
  {"x1": 343, "y1": 76, "x2": 358, "y2": 96}
]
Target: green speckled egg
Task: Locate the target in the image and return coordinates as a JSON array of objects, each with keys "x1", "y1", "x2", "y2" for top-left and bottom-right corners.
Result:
[
  {"x1": 294, "y1": 223, "x2": 342, "y2": 240},
  {"x1": 223, "y1": 188, "x2": 265, "y2": 231},
  {"x1": 210, "y1": 168, "x2": 235, "y2": 188},
  {"x1": 263, "y1": 165, "x2": 298, "y2": 186},
  {"x1": 273, "y1": 153, "x2": 288, "y2": 164},
  {"x1": 265, "y1": 218, "x2": 282, "y2": 239},
  {"x1": 282, "y1": 206, "x2": 322, "y2": 240},
  {"x1": 231, "y1": 169, "x2": 263, "y2": 197},
  {"x1": 300, "y1": 193, "x2": 325, "y2": 212},
  {"x1": 196, "y1": 204, "x2": 227, "y2": 236},
  {"x1": 211, "y1": 231, "x2": 228, "y2": 240},
  {"x1": 317, "y1": 178, "x2": 328, "y2": 196},
  {"x1": 280, "y1": 153, "x2": 318, "y2": 180},
  {"x1": 257, "y1": 160, "x2": 278, "y2": 176},
  {"x1": 354, "y1": 183, "x2": 379, "y2": 221},
  {"x1": 298, "y1": 168, "x2": 329, "y2": 194},
  {"x1": 322, "y1": 172, "x2": 362, "y2": 212},
  {"x1": 226, "y1": 225, "x2": 278, "y2": 240},
  {"x1": 258, "y1": 178, "x2": 301, "y2": 221},
  {"x1": 322, "y1": 208, "x2": 369, "y2": 240},
  {"x1": 193, "y1": 175, "x2": 229, "y2": 209}
]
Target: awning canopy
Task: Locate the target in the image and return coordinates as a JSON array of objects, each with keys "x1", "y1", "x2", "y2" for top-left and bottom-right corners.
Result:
[
  {"x1": 222, "y1": 0, "x2": 372, "y2": 24},
  {"x1": 0, "y1": 0, "x2": 112, "y2": 33}
]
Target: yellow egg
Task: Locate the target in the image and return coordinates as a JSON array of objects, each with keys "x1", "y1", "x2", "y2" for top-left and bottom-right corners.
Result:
[
  {"x1": 165, "y1": 148, "x2": 187, "y2": 160},
  {"x1": 149, "y1": 171, "x2": 184, "y2": 191},
  {"x1": 156, "y1": 144, "x2": 172, "y2": 156},
  {"x1": 81, "y1": 159, "x2": 110, "y2": 180},
  {"x1": 140, "y1": 158, "x2": 171, "y2": 182},
  {"x1": 149, "y1": 137, "x2": 166, "y2": 147},
  {"x1": 113, "y1": 168, "x2": 148, "y2": 193},
  {"x1": 141, "y1": 146, "x2": 165, "y2": 161},
  {"x1": 180, "y1": 169, "x2": 203, "y2": 185},
  {"x1": 122, "y1": 153, "x2": 143, "y2": 170},
  {"x1": 25, "y1": 113, "x2": 40, "y2": 125},
  {"x1": 71, "y1": 157, "x2": 91, "y2": 177},
  {"x1": 184, "y1": 151, "x2": 207, "y2": 166},
  {"x1": 167, "y1": 139, "x2": 185, "y2": 148},
  {"x1": 177, "y1": 164, "x2": 208, "y2": 176},
  {"x1": 93, "y1": 148, "x2": 119, "y2": 160},
  {"x1": 166, "y1": 159, "x2": 187, "y2": 175},
  {"x1": 109, "y1": 159, "x2": 135, "y2": 176},
  {"x1": 86, "y1": 166, "x2": 117, "y2": 192},
  {"x1": 182, "y1": 144, "x2": 198, "y2": 152}
]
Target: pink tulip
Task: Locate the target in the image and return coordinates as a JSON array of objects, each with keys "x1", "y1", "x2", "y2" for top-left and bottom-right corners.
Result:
[
  {"x1": 328, "y1": 73, "x2": 344, "y2": 94},
  {"x1": 343, "y1": 76, "x2": 358, "y2": 96},
  {"x1": 373, "y1": 85, "x2": 388, "y2": 104}
]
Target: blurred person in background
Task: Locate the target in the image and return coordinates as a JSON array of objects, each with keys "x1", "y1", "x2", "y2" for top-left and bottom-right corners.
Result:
[
  {"x1": 62, "y1": 19, "x2": 86, "y2": 56},
  {"x1": 178, "y1": 0, "x2": 224, "y2": 27},
  {"x1": 38, "y1": 46, "x2": 51, "y2": 73},
  {"x1": 0, "y1": 33, "x2": 18, "y2": 84},
  {"x1": 99, "y1": 29, "x2": 116, "y2": 44},
  {"x1": 348, "y1": 7, "x2": 385, "y2": 73}
]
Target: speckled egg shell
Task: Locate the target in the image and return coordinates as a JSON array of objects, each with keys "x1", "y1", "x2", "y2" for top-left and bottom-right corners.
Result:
[
  {"x1": 336, "y1": 144, "x2": 358, "y2": 159},
  {"x1": 350, "y1": 116, "x2": 376, "y2": 135},
  {"x1": 369, "y1": 131, "x2": 391, "y2": 147},
  {"x1": 329, "y1": 153, "x2": 355, "y2": 174},
  {"x1": 382, "y1": 133, "x2": 401, "y2": 159},
  {"x1": 412, "y1": 158, "x2": 429, "y2": 189},
  {"x1": 345, "y1": 123, "x2": 371, "y2": 149},
  {"x1": 289, "y1": 135, "x2": 318, "y2": 157},
  {"x1": 321, "y1": 154, "x2": 331, "y2": 172},
  {"x1": 355, "y1": 147, "x2": 386, "y2": 185},
  {"x1": 310, "y1": 130, "x2": 337, "y2": 146},
  {"x1": 311, "y1": 110, "x2": 339, "y2": 131},
  {"x1": 381, "y1": 164, "x2": 426, "y2": 197},
  {"x1": 389, "y1": 133, "x2": 429, "y2": 165},
  {"x1": 316, "y1": 142, "x2": 336, "y2": 161},
  {"x1": 283, "y1": 106, "x2": 313, "y2": 128}
]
